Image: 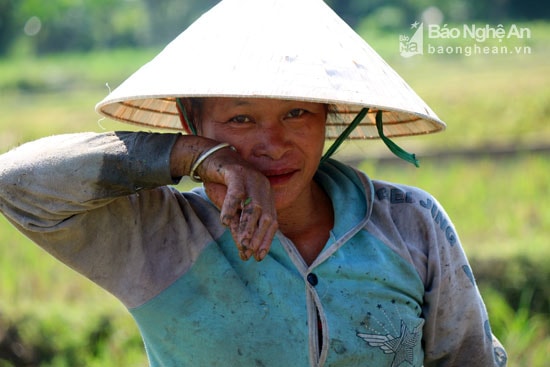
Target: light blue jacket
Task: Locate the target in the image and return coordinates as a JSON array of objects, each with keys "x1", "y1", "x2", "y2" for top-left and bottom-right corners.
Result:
[{"x1": 0, "y1": 132, "x2": 507, "y2": 366}]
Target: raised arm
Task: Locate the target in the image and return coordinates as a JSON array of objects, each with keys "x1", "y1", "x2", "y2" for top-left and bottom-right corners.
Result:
[{"x1": 0, "y1": 131, "x2": 277, "y2": 299}]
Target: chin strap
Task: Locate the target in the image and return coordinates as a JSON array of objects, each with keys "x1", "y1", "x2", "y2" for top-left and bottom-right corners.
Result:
[
  {"x1": 321, "y1": 107, "x2": 369, "y2": 163},
  {"x1": 321, "y1": 108, "x2": 420, "y2": 167},
  {"x1": 375, "y1": 110, "x2": 419, "y2": 167},
  {"x1": 176, "y1": 98, "x2": 198, "y2": 135}
]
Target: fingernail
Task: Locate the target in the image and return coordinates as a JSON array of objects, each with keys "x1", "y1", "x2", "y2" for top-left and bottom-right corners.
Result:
[
  {"x1": 239, "y1": 251, "x2": 248, "y2": 261},
  {"x1": 257, "y1": 249, "x2": 267, "y2": 261}
]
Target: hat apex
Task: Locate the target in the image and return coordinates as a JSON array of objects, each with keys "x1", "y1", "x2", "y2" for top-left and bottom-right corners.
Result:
[{"x1": 96, "y1": 0, "x2": 445, "y2": 139}]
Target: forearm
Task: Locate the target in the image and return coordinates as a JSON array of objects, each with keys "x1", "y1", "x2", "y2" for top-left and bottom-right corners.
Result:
[
  {"x1": 0, "y1": 131, "x2": 226, "y2": 306},
  {"x1": 0, "y1": 131, "x2": 179, "y2": 229},
  {"x1": 170, "y1": 135, "x2": 239, "y2": 184},
  {"x1": 0, "y1": 129, "x2": 276, "y2": 265}
]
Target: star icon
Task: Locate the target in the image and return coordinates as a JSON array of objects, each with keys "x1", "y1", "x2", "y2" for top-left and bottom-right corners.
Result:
[
  {"x1": 357, "y1": 320, "x2": 422, "y2": 367},
  {"x1": 411, "y1": 21, "x2": 420, "y2": 29}
]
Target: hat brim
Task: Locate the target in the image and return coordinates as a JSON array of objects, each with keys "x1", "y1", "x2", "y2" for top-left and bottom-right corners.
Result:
[{"x1": 97, "y1": 95, "x2": 444, "y2": 139}]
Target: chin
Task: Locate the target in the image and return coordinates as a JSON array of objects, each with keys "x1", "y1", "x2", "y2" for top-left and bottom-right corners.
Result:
[{"x1": 273, "y1": 192, "x2": 299, "y2": 212}]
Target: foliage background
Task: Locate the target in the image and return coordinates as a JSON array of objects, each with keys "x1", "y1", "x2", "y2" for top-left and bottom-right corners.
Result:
[
  {"x1": 0, "y1": 0, "x2": 549, "y2": 55},
  {"x1": 0, "y1": 1, "x2": 549, "y2": 366}
]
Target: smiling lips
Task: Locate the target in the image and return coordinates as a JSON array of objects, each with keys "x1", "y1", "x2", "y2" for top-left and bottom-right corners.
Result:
[{"x1": 263, "y1": 169, "x2": 298, "y2": 186}]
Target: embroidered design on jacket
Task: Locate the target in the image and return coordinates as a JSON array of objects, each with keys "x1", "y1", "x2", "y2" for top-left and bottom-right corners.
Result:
[
  {"x1": 356, "y1": 301, "x2": 423, "y2": 367},
  {"x1": 357, "y1": 320, "x2": 422, "y2": 367}
]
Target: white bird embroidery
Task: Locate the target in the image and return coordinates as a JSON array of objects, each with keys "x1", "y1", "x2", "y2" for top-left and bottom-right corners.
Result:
[{"x1": 357, "y1": 320, "x2": 422, "y2": 367}]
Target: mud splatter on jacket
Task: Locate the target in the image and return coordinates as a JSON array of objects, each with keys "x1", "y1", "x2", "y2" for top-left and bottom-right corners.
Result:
[{"x1": 0, "y1": 132, "x2": 507, "y2": 366}]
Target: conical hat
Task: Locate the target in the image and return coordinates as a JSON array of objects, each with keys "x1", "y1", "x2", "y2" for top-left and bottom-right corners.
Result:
[{"x1": 95, "y1": 0, "x2": 446, "y2": 139}]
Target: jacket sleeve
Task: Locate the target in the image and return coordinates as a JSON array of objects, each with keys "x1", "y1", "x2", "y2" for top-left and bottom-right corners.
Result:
[
  {"x1": 414, "y1": 193, "x2": 507, "y2": 367},
  {"x1": 366, "y1": 180, "x2": 507, "y2": 367},
  {"x1": 0, "y1": 132, "x2": 177, "y2": 226},
  {"x1": 0, "y1": 132, "x2": 213, "y2": 308}
]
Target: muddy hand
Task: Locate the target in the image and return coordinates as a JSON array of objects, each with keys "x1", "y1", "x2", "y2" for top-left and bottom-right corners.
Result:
[{"x1": 200, "y1": 151, "x2": 278, "y2": 261}]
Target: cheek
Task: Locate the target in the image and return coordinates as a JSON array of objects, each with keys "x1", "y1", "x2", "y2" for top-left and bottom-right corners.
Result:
[
  {"x1": 198, "y1": 122, "x2": 232, "y2": 143},
  {"x1": 304, "y1": 125, "x2": 326, "y2": 155},
  {"x1": 230, "y1": 139, "x2": 256, "y2": 161},
  {"x1": 196, "y1": 120, "x2": 213, "y2": 139},
  {"x1": 207, "y1": 128, "x2": 251, "y2": 157}
]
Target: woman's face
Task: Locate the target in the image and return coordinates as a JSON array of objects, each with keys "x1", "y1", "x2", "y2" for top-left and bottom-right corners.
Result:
[{"x1": 196, "y1": 97, "x2": 327, "y2": 211}]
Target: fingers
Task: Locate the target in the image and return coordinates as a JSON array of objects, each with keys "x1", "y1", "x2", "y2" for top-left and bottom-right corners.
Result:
[
  {"x1": 237, "y1": 199, "x2": 261, "y2": 259},
  {"x1": 237, "y1": 198, "x2": 278, "y2": 261},
  {"x1": 218, "y1": 187, "x2": 244, "y2": 227},
  {"x1": 251, "y1": 212, "x2": 279, "y2": 261},
  {"x1": 204, "y1": 168, "x2": 278, "y2": 262},
  {"x1": 220, "y1": 182, "x2": 277, "y2": 262}
]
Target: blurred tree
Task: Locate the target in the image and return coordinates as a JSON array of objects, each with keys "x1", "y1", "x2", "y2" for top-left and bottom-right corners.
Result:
[
  {"x1": 0, "y1": 0, "x2": 15, "y2": 55},
  {"x1": 503, "y1": 0, "x2": 549, "y2": 20},
  {"x1": 1, "y1": 0, "x2": 547, "y2": 56},
  {"x1": 141, "y1": 0, "x2": 220, "y2": 45},
  {"x1": 16, "y1": 0, "x2": 104, "y2": 53}
]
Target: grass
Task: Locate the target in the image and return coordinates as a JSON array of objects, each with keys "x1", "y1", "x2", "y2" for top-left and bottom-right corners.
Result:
[
  {"x1": 353, "y1": 154, "x2": 550, "y2": 260},
  {"x1": 483, "y1": 288, "x2": 550, "y2": 366},
  {"x1": 0, "y1": 215, "x2": 147, "y2": 365},
  {"x1": 0, "y1": 22, "x2": 549, "y2": 366},
  {"x1": 0, "y1": 48, "x2": 160, "y2": 93}
]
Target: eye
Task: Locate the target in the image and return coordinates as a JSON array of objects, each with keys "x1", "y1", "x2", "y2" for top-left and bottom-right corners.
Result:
[
  {"x1": 286, "y1": 108, "x2": 306, "y2": 119},
  {"x1": 228, "y1": 115, "x2": 252, "y2": 124}
]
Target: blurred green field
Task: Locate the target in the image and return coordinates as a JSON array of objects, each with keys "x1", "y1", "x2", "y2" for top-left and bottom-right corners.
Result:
[{"x1": 0, "y1": 22, "x2": 549, "y2": 366}]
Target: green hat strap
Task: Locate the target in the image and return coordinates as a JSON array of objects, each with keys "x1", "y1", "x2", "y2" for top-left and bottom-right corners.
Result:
[
  {"x1": 176, "y1": 98, "x2": 198, "y2": 135},
  {"x1": 321, "y1": 108, "x2": 420, "y2": 167},
  {"x1": 375, "y1": 110, "x2": 419, "y2": 167},
  {"x1": 321, "y1": 107, "x2": 369, "y2": 163}
]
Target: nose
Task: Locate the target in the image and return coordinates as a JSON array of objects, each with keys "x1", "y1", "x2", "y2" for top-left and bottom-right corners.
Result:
[{"x1": 252, "y1": 121, "x2": 292, "y2": 160}]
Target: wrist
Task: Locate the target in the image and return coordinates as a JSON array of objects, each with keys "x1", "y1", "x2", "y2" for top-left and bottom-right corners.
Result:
[{"x1": 189, "y1": 142, "x2": 236, "y2": 182}]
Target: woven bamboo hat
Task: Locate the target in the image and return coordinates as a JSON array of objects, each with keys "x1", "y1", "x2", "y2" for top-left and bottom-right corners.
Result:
[{"x1": 95, "y1": 0, "x2": 445, "y2": 140}]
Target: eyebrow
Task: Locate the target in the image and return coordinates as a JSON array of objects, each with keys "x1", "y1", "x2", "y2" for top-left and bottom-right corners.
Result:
[
  {"x1": 228, "y1": 98, "x2": 296, "y2": 107},
  {"x1": 231, "y1": 99, "x2": 252, "y2": 106}
]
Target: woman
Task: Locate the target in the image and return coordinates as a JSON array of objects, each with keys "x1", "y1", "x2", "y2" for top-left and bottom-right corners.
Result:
[{"x1": 0, "y1": 0, "x2": 506, "y2": 366}]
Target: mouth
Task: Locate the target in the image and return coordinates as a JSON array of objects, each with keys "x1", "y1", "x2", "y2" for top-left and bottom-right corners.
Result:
[{"x1": 263, "y1": 169, "x2": 298, "y2": 186}]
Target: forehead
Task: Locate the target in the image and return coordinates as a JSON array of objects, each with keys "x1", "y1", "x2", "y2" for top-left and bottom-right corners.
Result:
[{"x1": 200, "y1": 97, "x2": 324, "y2": 110}]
